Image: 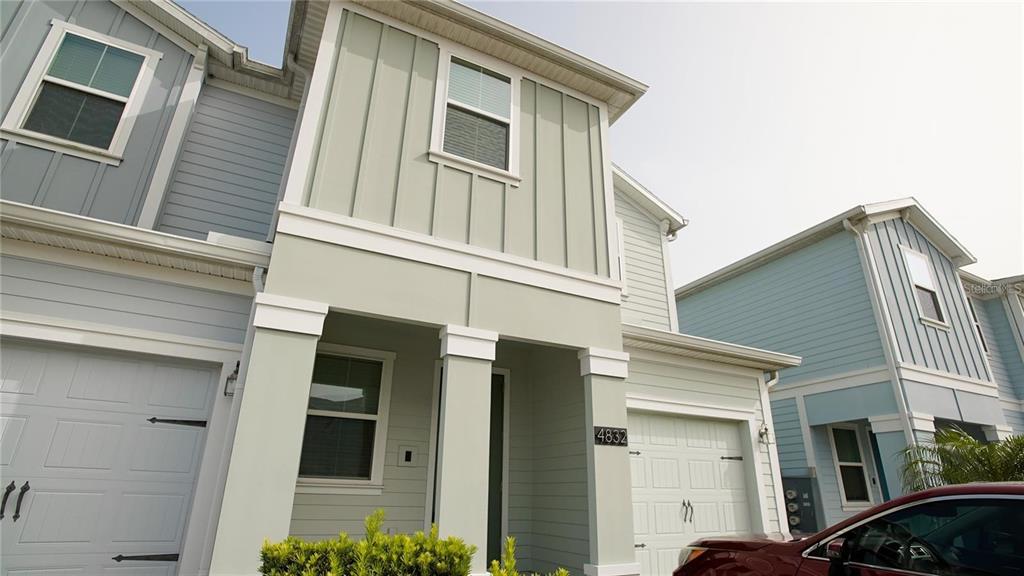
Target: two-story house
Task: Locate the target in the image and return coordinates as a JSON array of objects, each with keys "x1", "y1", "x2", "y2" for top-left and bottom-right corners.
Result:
[
  {"x1": 675, "y1": 198, "x2": 1018, "y2": 532},
  {"x1": 2, "y1": 2, "x2": 800, "y2": 576}
]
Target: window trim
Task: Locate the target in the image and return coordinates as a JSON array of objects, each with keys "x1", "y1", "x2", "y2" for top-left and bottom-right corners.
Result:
[
  {"x1": 827, "y1": 424, "x2": 874, "y2": 509},
  {"x1": 429, "y1": 46, "x2": 522, "y2": 184},
  {"x1": 899, "y1": 245, "x2": 950, "y2": 330},
  {"x1": 295, "y1": 343, "x2": 395, "y2": 494},
  {"x1": 0, "y1": 19, "x2": 162, "y2": 166}
]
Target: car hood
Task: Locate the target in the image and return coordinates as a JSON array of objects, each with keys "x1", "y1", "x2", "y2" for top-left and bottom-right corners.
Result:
[{"x1": 692, "y1": 534, "x2": 783, "y2": 552}]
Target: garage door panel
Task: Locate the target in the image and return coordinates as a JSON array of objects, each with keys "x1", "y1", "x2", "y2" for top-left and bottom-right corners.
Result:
[
  {"x1": 3, "y1": 406, "x2": 206, "y2": 481},
  {"x1": 0, "y1": 340, "x2": 215, "y2": 575},
  {"x1": 630, "y1": 411, "x2": 754, "y2": 576}
]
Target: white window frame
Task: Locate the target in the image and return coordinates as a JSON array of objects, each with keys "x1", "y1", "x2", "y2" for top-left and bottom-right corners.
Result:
[
  {"x1": 827, "y1": 424, "x2": 874, "y2": 509},
  {"x1": 966, "y1": 298, "x2": 989, "y2": 354},
  {"x1": 899, "y1": 245, "x2": 950, "y2": 330},
  {"x1": 429, "y1": 45, "x2": 521, "y2": 185},
  {"x1": 295, "y1": 343, "x2": 395, "y2": 495},
  {"x1": 0, "y1": 19, "x2": 162, "y2": 166}
]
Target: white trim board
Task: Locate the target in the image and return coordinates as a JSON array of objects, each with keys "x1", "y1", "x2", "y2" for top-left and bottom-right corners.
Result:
[
  {"x1": 768, "y1": 366, "x2": 891, "y2": 400},
  {"x1": 896, "y1": 363, "x2": 1000, "y2": 397},
  {"x1": 275, "y1": 203, "x2": 622, "y2": 303}
]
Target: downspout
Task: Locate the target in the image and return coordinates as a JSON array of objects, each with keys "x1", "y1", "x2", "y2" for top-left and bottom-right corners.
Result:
[
  {"x1": 759, "y1": 369, "x2": 791, "y2": 540},
  {"x1": 845, "y1": 218, "x2": 917, "y2": 445}
]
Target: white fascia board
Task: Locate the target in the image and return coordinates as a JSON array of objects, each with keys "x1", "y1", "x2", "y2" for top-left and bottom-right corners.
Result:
[
  {"x1": 611, "y1": 164, "x2": 687, "y2": 234},
  {"x1": 621, "y1": 323, "x2": 802, "y2": 370}
]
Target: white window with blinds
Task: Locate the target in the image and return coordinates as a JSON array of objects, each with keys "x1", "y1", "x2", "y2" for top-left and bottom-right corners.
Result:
[
  {"x1": 901, "y1": 245, "x2": 948, "y2": 327},
  {"x1": 430, "y1": 49, "x2": 520, "y2": 181},
  {"x1": 1, "y1": 19, "x2": 161, "y2": 164}
]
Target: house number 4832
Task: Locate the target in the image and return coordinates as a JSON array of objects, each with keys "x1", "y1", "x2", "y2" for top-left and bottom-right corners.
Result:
[{"x1": 594, "y1": 426, "x2": 628, "y2": 446}]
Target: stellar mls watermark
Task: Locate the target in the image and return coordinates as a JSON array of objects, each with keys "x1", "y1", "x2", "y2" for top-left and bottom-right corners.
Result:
[{"x1": 963, "y1": 283, "x2": 1012, "y2": 297}]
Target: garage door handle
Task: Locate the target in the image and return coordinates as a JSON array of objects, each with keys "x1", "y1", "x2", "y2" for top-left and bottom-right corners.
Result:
[
  {"x1": 628, "y1": 450, "x2": 641, "y2": 455},
  {"x1": 634, "y1": 543, "x2": 646, "y2": 549},
  {"x1": 0, "y1": 481, "x2": 14, "y2": 519},
  {"x1": 12, "y1": 481, "x2": 29, "y2": 522},
  {"x1": 147, "y1": 417, "x2": 206, "y2": 428},
  {"x1": 112, "y1": 553, "x2": 180, "y2": 562}
]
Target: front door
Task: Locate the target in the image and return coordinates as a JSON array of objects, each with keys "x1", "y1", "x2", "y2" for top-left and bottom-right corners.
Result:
[
  {"x1": 629, "y1": 411, "x2": 752, "y2": 576},
  {"x1": 486, "y1": 372, "x2": 505, "y2": 565}
]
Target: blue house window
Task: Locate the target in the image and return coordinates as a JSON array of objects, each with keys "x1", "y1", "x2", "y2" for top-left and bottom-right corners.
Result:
[{"x1": 902, "y1": 247, "x2": 947, "y2": 326}]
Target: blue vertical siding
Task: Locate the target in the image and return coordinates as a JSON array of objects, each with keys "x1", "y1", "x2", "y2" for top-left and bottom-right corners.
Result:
[
  {"x1": 677, "y1": 231, "x2": 885, "y2": 384},
  {"x1": 770, "y1": 398, "x2": 808, "y2": 476},
  {"x1": 866, "y1": 219, "x2": 988, "y2": 380},
  {"x1": 973, "y1": 296, "x2": 1024, "y2": 401},
  {"x1": 155, "y1": 85, "x2": 297, "y2": 241},
  {"x1": 0, "y1": 0, "x2": 191, "y2": 225}
]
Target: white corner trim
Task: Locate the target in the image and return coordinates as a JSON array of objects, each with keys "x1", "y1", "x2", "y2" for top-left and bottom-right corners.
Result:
[
  {"x1": 907, "y1": 412, "x2": 936, "y2": 433},
  {"x1": 252, "y1": 293, "x2": 328, "y2": 336},
  {"x1": 868, "y1": 414, "x2": 904, "y2": 434},
  {"x1": 275, "y1": 203, "x2": 622, "y2": 303},
  {"x1": 439, "y1": 324, "x2": 498, "y2": 360},
  {"x1": 583, "y1": 562, "x2": 641, "y2": 576},
  {"x1": 138, "y1": 44, "x2": 208, "y2": 229},
  {"x1": 579, "y1": 347, "x2": 629, "y2": 378}
]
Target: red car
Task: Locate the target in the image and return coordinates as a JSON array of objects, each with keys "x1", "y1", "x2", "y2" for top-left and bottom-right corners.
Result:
[{"x1": 672, "y1": 483, "x2": 1024, "y2": 576}]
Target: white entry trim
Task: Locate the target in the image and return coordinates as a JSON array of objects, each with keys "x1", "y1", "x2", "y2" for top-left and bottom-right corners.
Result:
[
  {"x1": 625, "y1": 394, "x2": 775, "y2": 537},
  {"x1": 0, "y1": 311, "x2": 240, "y2": 576}
]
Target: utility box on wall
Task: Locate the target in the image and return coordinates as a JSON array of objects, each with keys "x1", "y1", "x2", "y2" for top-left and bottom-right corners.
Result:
[{"x1": 782, "y1": 477, "x2": 819, "y2": 535}]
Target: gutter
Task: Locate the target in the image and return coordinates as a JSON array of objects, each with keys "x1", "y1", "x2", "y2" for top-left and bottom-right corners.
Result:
[{"x1": 621, "y1": 323, "x2": 802, "y2": 370}]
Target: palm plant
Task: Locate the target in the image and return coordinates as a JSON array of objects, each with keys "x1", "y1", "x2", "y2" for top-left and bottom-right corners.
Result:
[{"x1": 900, "y1": 426, "x2": 1024, "y2": 492}]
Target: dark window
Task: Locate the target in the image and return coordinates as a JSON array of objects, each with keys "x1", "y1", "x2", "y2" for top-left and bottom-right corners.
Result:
[
  {"x1": 22, "y1": 32, "x2": 143, "y2": 149},
  {"x1": 298, "y1": 354, "x2": 384, "y2": 480},
  {"x1": 916, "y1": 286, "x2": 945, "y2": 323},
  {"x1": 443, "y1": 106, "x2": 508, "y2": 170},
  {"x1": 821, "y1": 498, "x2": 1024, "y2": 576},
  {"x1": 442, "y1": 57, "x2": 511, "y2": 170}
]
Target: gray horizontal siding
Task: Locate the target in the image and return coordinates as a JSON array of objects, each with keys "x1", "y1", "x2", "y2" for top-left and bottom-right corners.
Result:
[
  {"x1": 1, "y1": 0, "x2": 190, "y2": 225},
  {"x1": 973, "y1": 296, "x2": 1024, "y2": 401},
  {"x1": 677, "y1": 231, "x2": 886, "y2": 383},
  {"x1": 770, "y1": 398, "x2": 807, "y2": 476},
  {"x1": 867, "y1": 219, "x2": 988, "y2": 380},
  {"x1": 1005, "y1": 409, "x2": 1024, "y2": 435},
  {"x1": 0, "y1": 255, "x2": 250, "y2": 343},
  {"x1": 156, "y1": 85, "x2": 296, "y2": 241},
  {"x1": 615, "y1": 189, "x2": 672, "y2": 330}
]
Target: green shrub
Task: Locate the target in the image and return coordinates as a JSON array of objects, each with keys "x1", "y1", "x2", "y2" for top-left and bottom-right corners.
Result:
[
  {"x1": 489, "y1": 537, "x2": 569, "y2": 576},
  {"x1": 260, "y1": 510, "x2": 475, "y2": 576}
]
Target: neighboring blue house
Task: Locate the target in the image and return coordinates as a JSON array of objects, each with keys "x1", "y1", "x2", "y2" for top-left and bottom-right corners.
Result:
[{"x1": 675, "y1": 198, "x2": 1021, "y2": 531}]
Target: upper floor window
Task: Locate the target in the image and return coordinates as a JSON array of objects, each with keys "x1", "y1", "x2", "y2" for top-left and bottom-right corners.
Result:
[
  {"x1": 1, "y1": 20, "x2": 160, "y2": 165},
  {"x1": 431, "y1": 51, "x2": 520, "y2": 181},
  {"x1": 902, "y1": 246, "x2": 947, "y2": 326},
  {"x1": 828, "y1": 425, "x2": 873, "y2": 507},
  {"x1": 967, "y1": 298, "x2": 989, "y2": 354}
]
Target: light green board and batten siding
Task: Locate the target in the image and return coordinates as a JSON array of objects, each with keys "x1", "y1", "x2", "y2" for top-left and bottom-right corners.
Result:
[{"x1": 304, "y1": 10, "x2": 611, "y2": 277}]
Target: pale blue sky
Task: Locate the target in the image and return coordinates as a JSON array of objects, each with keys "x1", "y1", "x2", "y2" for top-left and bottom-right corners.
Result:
[{"x1": 180, "y1": 1, "x2": 1022, "y2": 284}]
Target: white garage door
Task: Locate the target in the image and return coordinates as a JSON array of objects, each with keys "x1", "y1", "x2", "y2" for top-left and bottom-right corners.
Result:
[
  {"x1": 629, "y1": 411, "x2": 752, "y2": 576},
  {"x1": 0, "y1": 340, "x2": 217, "y2": 576}
]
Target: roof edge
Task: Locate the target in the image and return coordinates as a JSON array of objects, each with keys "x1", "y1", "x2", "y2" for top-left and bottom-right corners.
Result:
[
  {"x1": 612, "y1": 164, "x2": 687, "y2": 234},
  {"x1": 622, "y1": 323, "x2": 802, "y2": 370}
]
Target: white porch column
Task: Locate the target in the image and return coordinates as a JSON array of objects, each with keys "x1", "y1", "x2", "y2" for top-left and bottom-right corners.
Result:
[
  {"x1": 210, "y1": 294, "x2": 328, "y2": 576},
  {"x1": 579, "y1": 348, "x2": 639, "y2": 576},
  {"x1": 435, "y1": 325, "x2": 498, "y2": 575}
]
